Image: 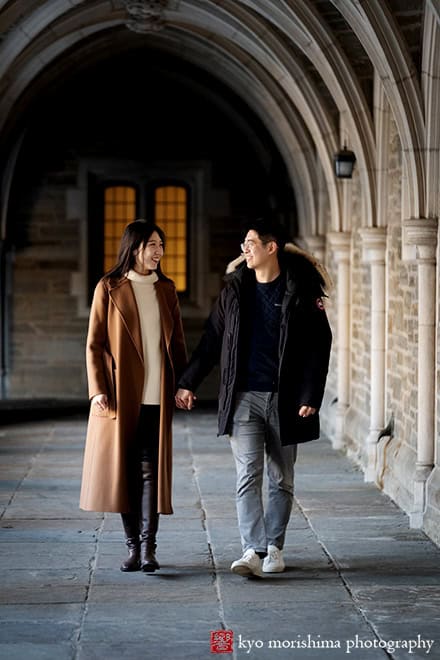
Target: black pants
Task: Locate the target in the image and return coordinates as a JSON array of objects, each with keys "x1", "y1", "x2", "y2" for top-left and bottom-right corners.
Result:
[
  {"x1": 135, "y1": 405, "x2": 160, "y2": 464},
  {"x1": 121, "y1": 405, "x2": 161, "y2": 563}
]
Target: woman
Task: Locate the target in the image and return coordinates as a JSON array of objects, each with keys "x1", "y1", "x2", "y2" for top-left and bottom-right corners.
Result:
[{"x1": 80, "y1": 220, "x2": 187, "y2": 573}]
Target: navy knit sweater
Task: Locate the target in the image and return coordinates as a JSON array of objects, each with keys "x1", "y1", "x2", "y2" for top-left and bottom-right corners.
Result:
[{"x1": 238, "y1": 274, "x2": 285, "y2": 392}]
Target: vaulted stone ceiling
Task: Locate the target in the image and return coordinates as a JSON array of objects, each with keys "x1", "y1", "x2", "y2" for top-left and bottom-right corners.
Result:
[
  {"x1": 0, "y1": 0, "x2": 428, "y2": 230},
  {"x1": 0, "y1": 0, "x2": 425, "y2": 128}
]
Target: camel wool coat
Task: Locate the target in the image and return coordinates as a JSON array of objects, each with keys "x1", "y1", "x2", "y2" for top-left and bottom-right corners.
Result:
[{"x1": 79, "y1": 275, "x2": 187, "y2": 514}]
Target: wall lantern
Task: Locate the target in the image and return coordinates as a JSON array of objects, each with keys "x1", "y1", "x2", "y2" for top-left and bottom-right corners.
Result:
[{"x1": 333, "y1": 145, "x2": 356, "y2": 179}]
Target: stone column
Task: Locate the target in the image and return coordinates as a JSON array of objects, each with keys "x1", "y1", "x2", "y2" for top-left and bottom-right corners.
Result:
[
  {"x1": 327, "y1": 232, "x2": 352, "y2": 449},
  {"x1": 359, "y1": 227, "x2": 387, "y2": 482},
  {"x1": 403, "y1": 218, "x2": 438, "y2": 527}
]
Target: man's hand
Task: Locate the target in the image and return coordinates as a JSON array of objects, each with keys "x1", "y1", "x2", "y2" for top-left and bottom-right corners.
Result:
[
  {"x1": 175, "y1": 388, "x2": 197, "y2": 410},
  {"x1": 92, "y1": 393, "x2": 108, "y2": 411},
  {"x1": 299, "y1": 405, "x2": 316, "y2": 418}
]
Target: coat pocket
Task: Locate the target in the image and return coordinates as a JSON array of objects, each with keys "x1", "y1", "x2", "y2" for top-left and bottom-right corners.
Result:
[{"x1": 92, "y1": 351, "x2": 117, "y2": 419}]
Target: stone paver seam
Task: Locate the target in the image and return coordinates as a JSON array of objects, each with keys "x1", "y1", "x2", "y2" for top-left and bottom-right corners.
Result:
[
  {"x1": 185, "y1": 423, "x2": 238, "y2": 660},
  {"x1": 0, "y1": 423, "x2": 55, "y2": 520},
  {"x1": 295, "y1": 497, "x2": 392, "y2": 659},
  {"x1": 73, "y1": 512, "x2": 105, "y2": 659}
]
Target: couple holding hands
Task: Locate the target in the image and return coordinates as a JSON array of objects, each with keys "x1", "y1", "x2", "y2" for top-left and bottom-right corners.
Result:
[{"x1": 80, "y1": 217, "x2": 331, "y2": 577}]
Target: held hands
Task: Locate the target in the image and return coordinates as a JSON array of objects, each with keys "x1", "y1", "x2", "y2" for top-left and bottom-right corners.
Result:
[
  {"x1": 92, "y1": 393, "x2": 108, "y2": 412},
  {"x1": 93, "y1": 390, "x2": 196, "y2": 412},
  {"x1": 299, "y1": 405, "x2": 316, "y2": 418},
  {"x1": 174, "y1": 391, "x2": 314, "y2": 416},
  {"x1": 175, "y1": 388, "x2": 197, "y2": 410}
]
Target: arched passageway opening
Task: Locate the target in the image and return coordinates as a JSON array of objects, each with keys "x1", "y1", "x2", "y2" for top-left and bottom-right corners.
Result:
[{"x1": 0, "y1": 0, "x2": 439, "y2": 546}]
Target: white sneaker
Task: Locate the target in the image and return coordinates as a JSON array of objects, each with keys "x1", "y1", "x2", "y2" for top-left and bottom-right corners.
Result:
[
  {"x1": 263, "y1": 544, "x2": 285, "y2": 573},
  {"x1": 230, "y1": 549, "x2": 263, "y2": 577}
]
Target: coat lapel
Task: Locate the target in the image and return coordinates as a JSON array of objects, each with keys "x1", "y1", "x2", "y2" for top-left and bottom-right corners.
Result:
[{"x1": 109, "y1": 279, "x2": 144, "y2": 364}]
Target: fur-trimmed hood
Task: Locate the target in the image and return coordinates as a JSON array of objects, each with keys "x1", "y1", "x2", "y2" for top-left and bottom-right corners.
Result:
[{"x1": 225, "y1": 242, "x2": 333, "y2": 294}]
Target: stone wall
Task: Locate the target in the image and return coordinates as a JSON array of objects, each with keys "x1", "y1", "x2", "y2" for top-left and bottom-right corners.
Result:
[
  {"x1": 380, "y1": 120, "x2": 418, "y2": 514},
  {"x1": 326, "y1": 115, "x2": 420, "y2": 518},
  {"x1": 9, "y1": 181, "x2": 87, "y2": 399},
  {"x1": 379, "y1": 222, "x2": 418, "y2": 512},
  {"x1": 347, "y1": 182, "x2": 371, "y2": 462},
  {"x1": 427, "y1": 216, "x2": 440, "y2": 542}
]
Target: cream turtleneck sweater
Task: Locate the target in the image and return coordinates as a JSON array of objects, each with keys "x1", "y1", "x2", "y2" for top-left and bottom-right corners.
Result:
[{"x1": 127, "y1": 270, "x2": 162, "y2": 405}]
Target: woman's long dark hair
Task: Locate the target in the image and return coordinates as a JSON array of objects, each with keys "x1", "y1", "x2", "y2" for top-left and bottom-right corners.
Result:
[{"x1": 105, "y1": 220, "x2": 169, "y2": 281}]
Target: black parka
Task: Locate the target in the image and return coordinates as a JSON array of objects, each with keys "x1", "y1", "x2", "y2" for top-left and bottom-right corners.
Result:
[{"x1": 178, "y1": 244, "x2": 332, "y2": 445}]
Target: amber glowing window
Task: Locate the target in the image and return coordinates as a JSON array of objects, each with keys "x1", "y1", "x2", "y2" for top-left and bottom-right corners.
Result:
[
  {"x1": 103, "y1": 186, "x2": 136, "y2": 273},
  {"x1": 154, "y1": 186, "x2": 187, "y2": 292}
]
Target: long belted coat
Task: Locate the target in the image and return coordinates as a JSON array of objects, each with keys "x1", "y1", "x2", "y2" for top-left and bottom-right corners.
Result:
[{"x1": 79, "y1": 275, "x2": 187, "y2": 514}]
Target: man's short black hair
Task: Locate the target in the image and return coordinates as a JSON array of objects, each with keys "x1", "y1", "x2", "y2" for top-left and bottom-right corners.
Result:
[{"x1": 244, "y1": 216, "x2": 291, "y2": 251}]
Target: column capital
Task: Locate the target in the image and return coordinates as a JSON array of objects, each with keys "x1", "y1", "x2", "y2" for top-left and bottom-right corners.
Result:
[
  {"x1": 402, "y1": 217, "x2": 438, "y2": 262},
  {"x1": 358, "y1": 226, "x2": 387, "y2": 264},
  {"x1": 327, "y1": 231, "x2": 351, "y2": 263}
]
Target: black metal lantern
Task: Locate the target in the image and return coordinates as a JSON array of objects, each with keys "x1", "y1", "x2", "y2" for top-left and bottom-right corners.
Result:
[{"x1": 334, "y1": 145, "x2": 356, "y2": 179}]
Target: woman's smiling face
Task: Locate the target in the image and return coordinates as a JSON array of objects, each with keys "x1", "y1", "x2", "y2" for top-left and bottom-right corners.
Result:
[{"x1": 133, "y1": 231, "x2": 164, "y2": 275}]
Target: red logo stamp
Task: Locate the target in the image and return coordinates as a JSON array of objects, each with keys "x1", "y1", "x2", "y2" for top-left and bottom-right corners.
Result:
[{"x1": 210, "y1": 630, "x2": 234, "y2": 654}]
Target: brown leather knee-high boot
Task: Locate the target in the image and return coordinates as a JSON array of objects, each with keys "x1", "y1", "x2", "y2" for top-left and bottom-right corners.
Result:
[
  {"x1": 120, "y1": 513, "x2": 141, "y2": 572},
  {"x1": 140, "y1": 461, "x2": 160, "y2": 572}
]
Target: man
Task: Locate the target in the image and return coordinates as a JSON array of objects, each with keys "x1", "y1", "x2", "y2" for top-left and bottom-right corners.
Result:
[{"x1": 175, "y1": 217, "x2": 332, "y2": 577}]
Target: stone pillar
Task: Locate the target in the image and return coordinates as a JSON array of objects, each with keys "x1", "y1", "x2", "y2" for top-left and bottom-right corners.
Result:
[
  {"x1": 327, "y1": 232, "x2": 351, "y2": 449},
  {"x1": 403, "y1": 218, "x2": 438, "y2": 527},
  {"x1": 359, "y1": 227, "x2": 387, "y2": 482}
]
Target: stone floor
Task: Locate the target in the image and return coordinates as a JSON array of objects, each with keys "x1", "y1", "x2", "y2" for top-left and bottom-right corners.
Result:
[{"x1": 0, "y1": 409, "x2": 439, "y2": 659}]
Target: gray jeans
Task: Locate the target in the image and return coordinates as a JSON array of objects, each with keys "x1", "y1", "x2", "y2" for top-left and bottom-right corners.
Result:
[{"x1": 229, "y1": 391, "x2": 297, "y2": 554}]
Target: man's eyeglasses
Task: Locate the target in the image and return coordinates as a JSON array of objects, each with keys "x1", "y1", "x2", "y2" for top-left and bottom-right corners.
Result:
[{"x1": 240, "y1": 239, "x2": 273, "y2": 252}]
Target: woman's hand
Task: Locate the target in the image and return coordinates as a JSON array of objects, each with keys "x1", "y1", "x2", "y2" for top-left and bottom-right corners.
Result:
[
  {"x1": 298, "y1": 405, "x2": 316, "y2": 418},
  {"x1": 92, "y1": 393, "x2": 108, "y2": 411},
  {"x1": 175, "y1": 388, "x2": 197, "y2": 410}
]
